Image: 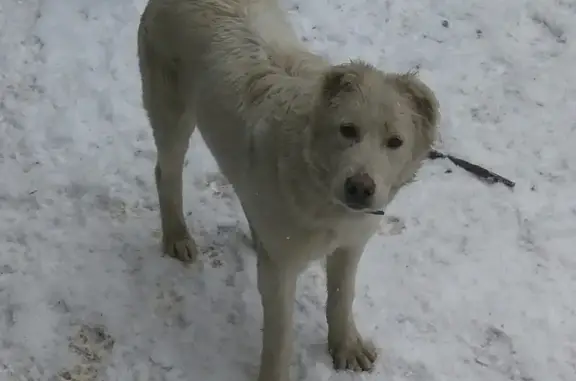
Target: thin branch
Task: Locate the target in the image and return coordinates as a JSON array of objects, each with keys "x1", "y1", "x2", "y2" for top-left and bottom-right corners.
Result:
[{"x1": 428, "y1": 149, "x2": 516, "y2": 189}]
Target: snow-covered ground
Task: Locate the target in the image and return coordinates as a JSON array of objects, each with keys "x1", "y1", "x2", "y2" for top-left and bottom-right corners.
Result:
[{"x1": 1, "y1": 0, "x2": 575, "y2": 379}]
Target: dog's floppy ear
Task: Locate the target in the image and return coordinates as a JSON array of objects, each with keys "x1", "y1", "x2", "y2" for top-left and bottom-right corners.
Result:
[
  {"x1": 321, "y1": 64, "x2": 359, "y2": 100},
  {"x1": 392, "y1": 71, "x2": 440, "y2": 129}
]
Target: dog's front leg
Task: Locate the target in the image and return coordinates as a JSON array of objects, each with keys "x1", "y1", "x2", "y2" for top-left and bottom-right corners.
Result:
[
  {"x1": 256, "y1": 250, "x2": 298, "y2": 381},
  {"x1": 326, "y1": 246, "x2": 377, "y2": 371}
]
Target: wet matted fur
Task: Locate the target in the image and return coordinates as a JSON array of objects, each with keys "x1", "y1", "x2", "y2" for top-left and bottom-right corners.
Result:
[{"x1": 137, "y1": 0, "x2": 440, "y2": 380}]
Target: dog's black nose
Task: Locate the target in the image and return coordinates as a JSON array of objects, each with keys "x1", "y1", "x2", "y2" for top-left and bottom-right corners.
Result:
[{"x1": 344, "y1": 173, "x2": 375, "y2": 209}]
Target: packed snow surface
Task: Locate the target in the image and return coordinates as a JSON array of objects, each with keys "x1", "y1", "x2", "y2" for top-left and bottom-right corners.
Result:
[{"x1": 1, "y1": 0, "x2": 575, "y2": 380}]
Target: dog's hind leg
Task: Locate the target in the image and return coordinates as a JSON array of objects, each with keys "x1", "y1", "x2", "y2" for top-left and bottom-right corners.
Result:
[
  {"x1": 326, "y1": 246, "x2": 378, "y2": 371},
  {"x1": 139, "y1": 26, "x2": 198, "y2": 263},
  {"x1": 152, "y1": 113, "x2": 198, "y2": 263}
]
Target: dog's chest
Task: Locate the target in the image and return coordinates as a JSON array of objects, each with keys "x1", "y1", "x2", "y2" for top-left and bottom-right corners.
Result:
[
  {"x1": 335, "y1": 218, "x2": 379, "y2": 245},
  {"x1": 305, "y1": 218, "x2": 380, "y2": 260}
]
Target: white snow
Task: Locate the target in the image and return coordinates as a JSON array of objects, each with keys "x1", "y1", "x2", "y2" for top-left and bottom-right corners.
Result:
[{"x1": 1, "y1": 0, "x2": 575, "y2": 380}]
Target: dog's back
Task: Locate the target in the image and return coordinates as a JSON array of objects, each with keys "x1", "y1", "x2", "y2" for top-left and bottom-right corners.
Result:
[
  {"x1": 139, "y1": 0, "x2": 323, "y2": 74},
  {"x1": 244, "y1": 0, "x2": 302, "y2": 51},
  {"x1": 244, "y1": 0, "x2": 327, "y2": 74}
]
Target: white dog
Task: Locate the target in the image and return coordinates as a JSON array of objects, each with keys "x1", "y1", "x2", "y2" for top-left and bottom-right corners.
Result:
[{"x1": 137, "y1": 0, "x2": 440, "y2": 380}]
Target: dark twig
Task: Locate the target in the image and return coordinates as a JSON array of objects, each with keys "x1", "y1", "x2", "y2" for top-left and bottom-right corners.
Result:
[{"x1": 428, "y1": 149, "x2": 516, "y2": 188}]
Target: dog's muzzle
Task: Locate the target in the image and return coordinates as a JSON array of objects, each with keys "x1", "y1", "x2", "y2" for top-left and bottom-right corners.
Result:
[{"x1": 343, "y1": 173, "x2": 375, "y2": 209}]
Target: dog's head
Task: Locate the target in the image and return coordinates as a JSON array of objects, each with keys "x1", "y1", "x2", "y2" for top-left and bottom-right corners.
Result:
[{"x1": 307, "y1": 61, "x2": 439, "y2": 215}]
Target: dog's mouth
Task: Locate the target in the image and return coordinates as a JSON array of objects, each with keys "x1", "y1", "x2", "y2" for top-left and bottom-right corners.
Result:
[
  {"x1": 338, "y1": 200, "x2": 385, "y2": 216},
  {"x1": 355, "y1": 207, "x2": 384, "y2": 216}
]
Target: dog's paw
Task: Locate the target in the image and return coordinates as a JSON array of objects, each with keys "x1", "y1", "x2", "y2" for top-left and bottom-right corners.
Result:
[
  {"x1": 328, "y1": 333, "x2": 378, "y2": 372},
  {"x1": 163, "y1": 235, "x2": 199, "y2": 263}
]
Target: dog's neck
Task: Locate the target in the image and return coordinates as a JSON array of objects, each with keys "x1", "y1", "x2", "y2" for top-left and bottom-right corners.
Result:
[{"x1": 274, "y1": 121, "x2": 368, "y2": 228}]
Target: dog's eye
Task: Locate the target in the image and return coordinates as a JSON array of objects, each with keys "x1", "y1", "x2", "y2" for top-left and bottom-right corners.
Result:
[
  {"x1": 339, "y1": 123, "x2": 359, "y2": 140},
  {"x1": 386, "y1": 136, "x2": 403, "y2": 149}
]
